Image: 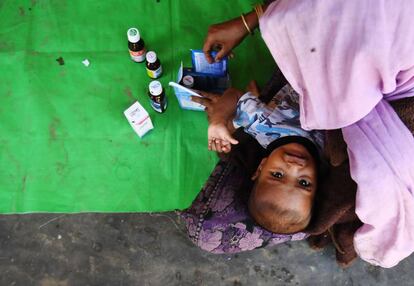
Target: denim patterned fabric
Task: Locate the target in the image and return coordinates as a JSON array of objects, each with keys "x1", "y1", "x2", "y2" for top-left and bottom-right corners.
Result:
[{"x1": 234, "y1": 85, "x2": 324, "y2": 150}]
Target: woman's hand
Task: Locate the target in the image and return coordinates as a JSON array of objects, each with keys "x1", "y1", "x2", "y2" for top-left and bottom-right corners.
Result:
[
  {"x1": 203, "y1": 17, "x2": 248, "y2": 63},
  {"x1": 191, "y1": 88, "x2": 243, "y2": 125},
  {"x1": 203, "y1": 6, "x2": 267, "y2": 63},
  {"x1": 246, "y1": 80, "x2": 260, "y2": 97}
]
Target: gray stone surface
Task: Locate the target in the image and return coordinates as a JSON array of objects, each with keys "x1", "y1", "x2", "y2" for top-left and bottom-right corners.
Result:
[{"x1": 0, "y1": 213, "x2": 413, "y2": 286}]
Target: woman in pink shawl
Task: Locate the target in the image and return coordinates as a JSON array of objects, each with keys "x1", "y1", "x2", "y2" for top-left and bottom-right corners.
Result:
[{"x1": 202, "y1": 0, "x2": 414, "y2": 268}]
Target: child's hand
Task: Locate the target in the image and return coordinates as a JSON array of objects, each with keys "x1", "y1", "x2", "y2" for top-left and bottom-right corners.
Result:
[
  {"x1": 191, "y1": 88, "x2": 242, "y2": 153},
  {"x1": 208, "y1": 123, "x2": 238, "y2": 153}
]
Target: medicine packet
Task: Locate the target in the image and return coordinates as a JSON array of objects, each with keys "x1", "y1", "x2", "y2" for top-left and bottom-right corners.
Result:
[
  {"x1": 191, "y1": 50, "x2": 227, "y2": 77},
  {"x1": 124, "y1": 101, "x2": 154, "y2": 138}
]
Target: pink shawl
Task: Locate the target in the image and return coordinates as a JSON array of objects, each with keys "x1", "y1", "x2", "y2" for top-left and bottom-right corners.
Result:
[{"x1": 260, "y1": 0, "x2": 414, "y2": 267}]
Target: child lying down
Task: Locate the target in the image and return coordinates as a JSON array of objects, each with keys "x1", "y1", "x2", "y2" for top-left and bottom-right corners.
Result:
[
  {"x1": 194, "y1": 82, "x2": 325, "y2": 234},
  {"x1": 180, "y1": 83, "x2": 326, "y2": 253}
]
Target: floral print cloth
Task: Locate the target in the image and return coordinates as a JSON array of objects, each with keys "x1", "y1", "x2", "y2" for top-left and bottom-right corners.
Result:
[{"x1": 180, "y1": 159, "x2": 306, "y2": 253}]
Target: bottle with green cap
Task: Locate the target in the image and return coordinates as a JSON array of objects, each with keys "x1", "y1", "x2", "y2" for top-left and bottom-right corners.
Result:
[
  {"x1": 127, "y1": 28, "x2": 146, "y2": 63},
  {"x1": 148, "y1": 80, "x2": 167, "y2": 113}
]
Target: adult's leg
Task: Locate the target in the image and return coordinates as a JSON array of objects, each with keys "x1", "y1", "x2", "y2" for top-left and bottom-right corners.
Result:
[{"x1": 258, "y1": 66, "x2": 288, "y2": 104}]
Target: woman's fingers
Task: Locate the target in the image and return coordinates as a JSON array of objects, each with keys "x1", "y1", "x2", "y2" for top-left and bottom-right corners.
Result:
[
  {"x1": 203, "y1": 41, "x2": 233, "y2": 63},
  {"x1": 246, "y1": 80, "x2": 260, "y2": 97},
  {"x1": 214, "y1": 46, "x2": 231, "y2": 62},
  {"x1": 202, "y1": 37, "x2": 216, "y2": 64},
  {"x1": 190, "y1": 96, "x2": 211, "y2": 108},
  {"x1": 192, "y1": 89, "x2": 219, "y2": 100}
]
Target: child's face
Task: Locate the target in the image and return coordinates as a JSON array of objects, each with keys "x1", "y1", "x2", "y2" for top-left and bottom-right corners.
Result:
[{"x1": 253, "y1": 143, "x2": 318, "y2": 220}]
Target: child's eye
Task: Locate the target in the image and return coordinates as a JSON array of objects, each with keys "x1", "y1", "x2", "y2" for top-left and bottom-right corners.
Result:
[
  {"x1": 271, "y1": 171, "x2": 283, "y2": 178},
  {"x1": 299, "y1": 179, "x2": 311, "y2": 187}
]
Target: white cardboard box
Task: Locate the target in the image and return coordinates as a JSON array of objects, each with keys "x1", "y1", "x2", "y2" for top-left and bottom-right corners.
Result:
[
  {"x1": 124, "y1": 101, "x2": 154, "y2": 138},
  {"x1": 171, "y1": 58, "x2": 230, "y2": 111},
  {"x1": 172, "y1": 63, "x2": 205, "y2": 111}
]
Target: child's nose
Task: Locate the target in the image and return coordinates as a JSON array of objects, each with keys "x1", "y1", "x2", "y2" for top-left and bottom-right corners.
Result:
[{"x1": 284, "y1": 153, "x2": 307, "y2": 167}]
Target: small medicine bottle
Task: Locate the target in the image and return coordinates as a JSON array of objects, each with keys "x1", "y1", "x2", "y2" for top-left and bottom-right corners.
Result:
[
  {"x1": 148, "y1": 80, "x2": 167, "y2": 113},
  {"x1": 181, "y1": 75, "x2": 194, "y2": 88},
  {"x1": 127, "y1": 28, "x2": 146, "y2": 63},
  {"x1": 146, "y1": 51, "x2": 163, "y2": 79}
]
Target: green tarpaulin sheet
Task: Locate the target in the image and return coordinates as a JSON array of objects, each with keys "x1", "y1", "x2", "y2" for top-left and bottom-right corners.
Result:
[{"x1": 0, "y1": 0, "x2": 274, "y2": 213}]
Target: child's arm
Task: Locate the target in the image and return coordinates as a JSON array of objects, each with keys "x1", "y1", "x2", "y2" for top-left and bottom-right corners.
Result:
[
  {"x1": 207, "y1": 84, "x2": 258, "y2": 153},
  {"x1": 192, "y1": 81, "x2": 261, "y2": 153}
]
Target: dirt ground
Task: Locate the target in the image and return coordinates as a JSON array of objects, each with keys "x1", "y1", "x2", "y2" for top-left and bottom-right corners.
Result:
[{"x1": 0, "y1": 213, "x2": 413, "y2": 286}]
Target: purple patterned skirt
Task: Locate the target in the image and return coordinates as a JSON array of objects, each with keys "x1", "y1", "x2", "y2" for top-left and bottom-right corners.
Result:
[{"x1": 180, "y1": 159, "x2": 306, "y2": 253}]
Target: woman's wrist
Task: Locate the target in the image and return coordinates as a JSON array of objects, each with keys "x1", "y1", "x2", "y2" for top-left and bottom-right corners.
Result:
[
  {"x1": 241, "y1": 11, "x2": 259, "y2": 35},
  {"x1": 240, "y1": 2, "x2": 270, "y2": 35}
]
